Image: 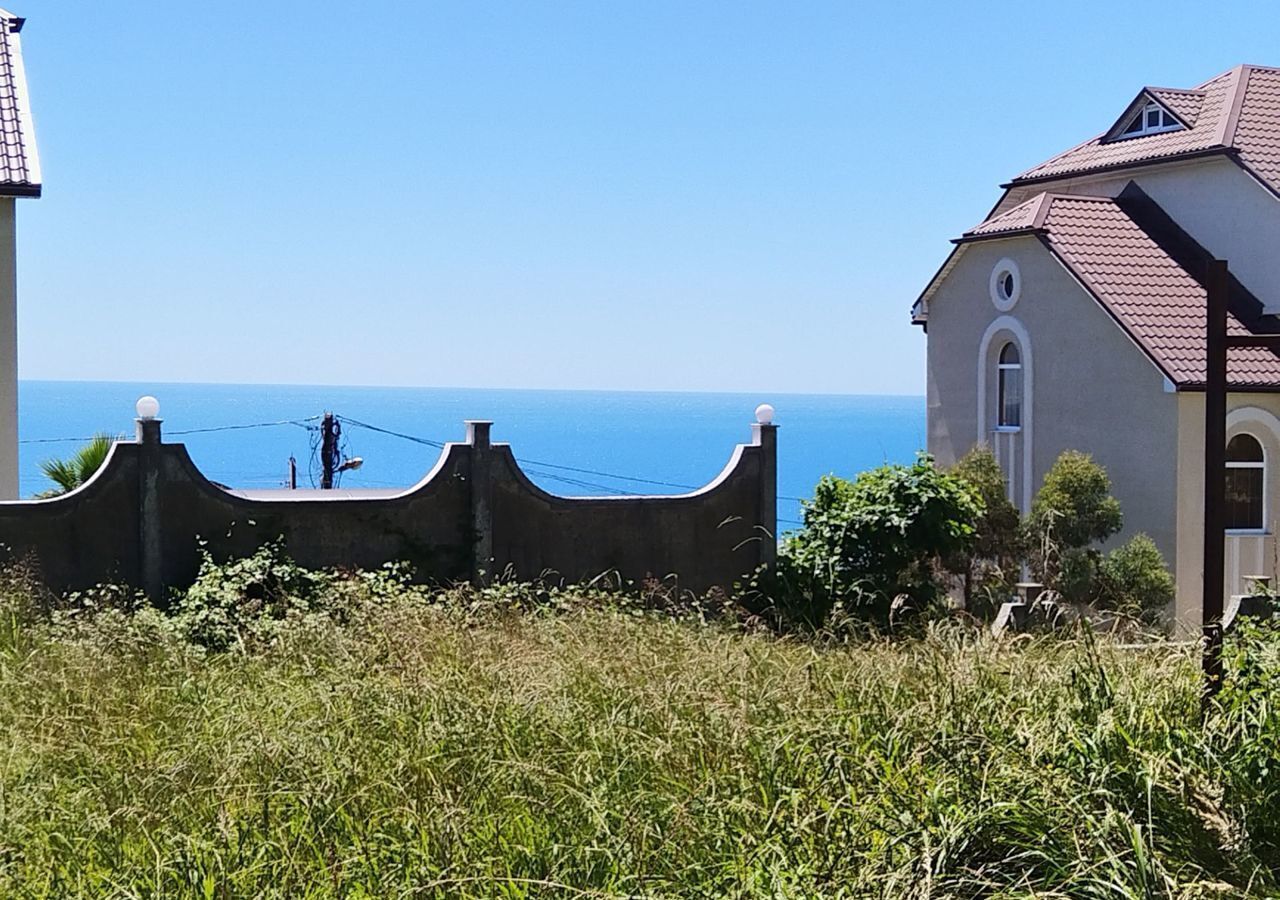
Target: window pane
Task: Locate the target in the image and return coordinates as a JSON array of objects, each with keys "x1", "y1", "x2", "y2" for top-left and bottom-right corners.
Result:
[
  {"x1": 1225, "y1": 467, "x2": 1264, "y2": 529},
  {"x1": 1146, "y1": 108, "x2": 1160, "y2": 128},
  {"x1": 1124, "y1": 115, "x2": 1143, "y2": 134},
  {"x1": 999, "y1": 342, "x2": 1020, "y2": 365},
  {"x1": 999, "y1": 368, "x2": 1022, "y2": 427},
  {"x1": 1228, "y1": 434, "x2": 1264, "y2": 462}
]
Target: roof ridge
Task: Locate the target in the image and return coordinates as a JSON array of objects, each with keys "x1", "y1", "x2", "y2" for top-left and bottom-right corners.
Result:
[
  {"x1": 1216, "y1": 64, "x2": 1250, "y2": 146},
  {"x1": 1194, "y1": 64, "x2": 1244, "y2": 91},
  {"x1": 1146, "y1": 86, "x2": 1205, "y2": 96}
]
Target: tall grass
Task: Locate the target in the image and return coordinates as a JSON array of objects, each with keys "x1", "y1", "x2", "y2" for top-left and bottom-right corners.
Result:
[{"x1": 0, "y1": 571, "x2": 1272, "y2": 897}]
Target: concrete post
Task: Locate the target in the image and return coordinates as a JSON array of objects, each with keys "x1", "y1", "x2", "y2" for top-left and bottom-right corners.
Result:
[
  {"x1": 465, "y1": 420, "x2": 494, "y2": 585},
  {"x1": 136, "y1": 416, "x2": 164, "y2": 603},
  {"x1": 751, "y1": 421, "x2": 778, "y2": 569}
]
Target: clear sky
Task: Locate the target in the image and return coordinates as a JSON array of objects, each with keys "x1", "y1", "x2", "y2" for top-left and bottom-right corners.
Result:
[{"x1": 13, "y1": 1, "x2": 1280, "y2": 395}]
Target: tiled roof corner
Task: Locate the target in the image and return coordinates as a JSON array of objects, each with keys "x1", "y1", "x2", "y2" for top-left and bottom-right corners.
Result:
[
  {"x1": 1010, "y1": 67, "x2": 1241, "y2": 187},
  {"x1": 958, "y1": 189, "x2": 1280, "y2": 387},
  {"x1": 962, "y1": 193, "x2": 1052, "y2": 238},
  {"x1": 1008, "y1": 64, "x2": 1280, "y2": 199},
  {"x1": 1231, "y1": 66, "x2": 1280, "y2": 194},
  {"x1": 0, "y1": 8, "x2": 37, "y2": 195},
  {"x1": 1040, "y1": 192, "x2": 1280, "y2": 387}
]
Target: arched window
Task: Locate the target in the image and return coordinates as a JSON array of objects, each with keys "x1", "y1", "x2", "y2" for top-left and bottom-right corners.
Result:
[
  {"x1": 997, "y1": 342, "x2": 1022, "y2": 428},
  {"x1": 1226, "y1": 433, "x2": 1265, "y2": 531}
]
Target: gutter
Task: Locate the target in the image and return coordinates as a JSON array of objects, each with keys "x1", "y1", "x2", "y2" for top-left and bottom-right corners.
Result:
[{"x1": 1001, "y1": 146, "x2": 1237, "y2": 191}]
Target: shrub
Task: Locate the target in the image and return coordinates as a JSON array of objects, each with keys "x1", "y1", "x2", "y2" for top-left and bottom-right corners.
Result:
[
  {"x1": 947, "y1": 445, "x2": 1023, "y2": 618},
  {"x1": 1094, "y1": 533, "x2": 1175, "y2": 617},
  {"x1": 769, "y1": 454, "x2": 981, "y2": 629},
  {"x1": 1028, "y1": 450, "x2": 1123, "y2": 591},
  {"x1": 171, "y1": 540, "x2": 338, "y2": 651}
]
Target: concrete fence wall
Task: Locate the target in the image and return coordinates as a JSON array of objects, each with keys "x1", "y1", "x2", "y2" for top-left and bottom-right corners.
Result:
[{"x1": 1, "y1": 416, "x2": 777, "y2": 600}]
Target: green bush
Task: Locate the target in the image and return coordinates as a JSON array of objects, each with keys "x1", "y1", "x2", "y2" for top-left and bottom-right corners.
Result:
[
  {"x1": 768, "y1": 454, "x2": 981, "y2": 629},
  {"x1": 1094, "y1": 533, "x2": 1175, "y2": 616},
  {"x1": 947, "y1": 445, "x2": 1023, "y2": 618},
  {"x1": 171, "y1": 540, "x2": 340, "y2": 651},
  {"x1": 1028, "y1": 450, "x2": 1123, "y2": 591}
]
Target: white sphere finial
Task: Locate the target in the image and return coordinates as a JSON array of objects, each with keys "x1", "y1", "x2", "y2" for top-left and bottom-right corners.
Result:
[
  {"x1": 136, "y1": 395, "x2": 160, "y2": 420},
  {"x1": 754, "y1": 403, "x2": 775, "y2": 425}
]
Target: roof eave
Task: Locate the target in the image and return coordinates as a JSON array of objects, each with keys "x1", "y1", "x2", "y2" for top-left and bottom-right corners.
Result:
[
  {"x1": 1000, "y1": 146, "x2": 1236, "y2": 190},
  {"x1": 952, "y1": 226, "x2": 1046, "y2": 246},
  {"x1": 1175, "y1": 381, "x2": 1280, "y2": 393},
  {"x1": 0, "y1": 183, "x2": 39, "y2": 198}
]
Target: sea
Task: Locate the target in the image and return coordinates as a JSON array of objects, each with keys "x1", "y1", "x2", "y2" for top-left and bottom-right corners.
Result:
[{"x1": 17, "y1": 381, "x2": 926, "y2": 528}]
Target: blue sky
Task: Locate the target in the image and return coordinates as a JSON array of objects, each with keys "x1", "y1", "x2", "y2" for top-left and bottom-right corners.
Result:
[{"x1": 14, "y1": 1, "x2": 1280, "y2": 395}]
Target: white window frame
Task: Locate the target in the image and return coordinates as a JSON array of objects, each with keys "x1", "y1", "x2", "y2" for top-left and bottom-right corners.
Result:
[
  {"x1": 996, "y1": 343, "x2": 1022, "y2": 432},
  {"x1": 1226, "y1": 431, "x2": 1267, "y2": 535},
  {"x1": 989, "y1": 257, "x2": 1021, "y2": 311},
  {"x1": 977, "y1": 317, "x2": 1033, "y2": 514},
  {"x1": 1119, "y1": 101, "x2": 1181, "y2": 139}
]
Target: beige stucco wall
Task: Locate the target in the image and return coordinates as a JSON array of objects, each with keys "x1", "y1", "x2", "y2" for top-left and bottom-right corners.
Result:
[
  {"x1": 0, "y1": 199, "x2": 15, "y2": 500},
  {"x1": 997, "y1": 157, "x2": 1280, "y2": 312},
  {"x1": 926, "y1": 234, "x2": 1180, "y2": 567},
  {"x1": 1174, "y1": 392, "x2": 1280, "y2": 635}
]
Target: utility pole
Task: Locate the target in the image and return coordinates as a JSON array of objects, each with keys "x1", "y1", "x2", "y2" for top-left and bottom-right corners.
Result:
[
  {"x1": 287, "y1": 455, "x2": 297, "y2": 490},
  {"x1": 320, "y1": 412, "x2": 339, "y2": 490},
  {"x1": 1202, "y1": 259, "x2": 1229, "y2": 705}
]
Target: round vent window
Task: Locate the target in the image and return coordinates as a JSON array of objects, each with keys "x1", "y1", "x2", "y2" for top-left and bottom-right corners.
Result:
[{"x1": 990, "y1": 258, "x2": 1021, "y2": 310}]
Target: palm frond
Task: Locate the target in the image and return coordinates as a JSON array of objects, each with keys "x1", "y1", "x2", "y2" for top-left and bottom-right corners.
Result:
[{"x1": 37, "y1": 433, "x2": 120, "y2": 497}]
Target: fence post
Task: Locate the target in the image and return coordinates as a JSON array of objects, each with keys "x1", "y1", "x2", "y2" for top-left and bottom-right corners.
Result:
[
  {"x1": 751, "y1": 411, "x2": 778, "y2": 570},
  {"x1": 135, "y1": 397, "x2": 164, "y2": 603},
  {"x1": 465, "y1": 420, "x2": 494, "y2": 585}
]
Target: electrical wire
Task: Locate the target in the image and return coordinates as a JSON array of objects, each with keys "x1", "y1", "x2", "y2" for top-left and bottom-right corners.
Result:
[
  {"x1": 336, "y1": 416, "x2": 446, "y2": 449},
  {"x1": 20, "y1": 416, "x2": 321, "y2": 445},
  {"x1": 335, "y1": 414, "x2": 809, "y2": 502}
]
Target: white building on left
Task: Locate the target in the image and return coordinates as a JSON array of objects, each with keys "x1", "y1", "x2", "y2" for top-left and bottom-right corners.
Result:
[{"x1": 0, "y1": 9, "x2": 41, "y2": 499}]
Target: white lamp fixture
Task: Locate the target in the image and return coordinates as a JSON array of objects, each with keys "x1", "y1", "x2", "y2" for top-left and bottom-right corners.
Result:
[
  {"x1": 754, "y1": 403, "x2": 775, "y2": 425},
  {"x1": 135, "y1": 395, "x2": 160, "y2": 420}
]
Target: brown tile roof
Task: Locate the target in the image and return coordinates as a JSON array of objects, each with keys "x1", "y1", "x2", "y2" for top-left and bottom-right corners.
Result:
[
  {"x1": 966, "y1": 193, "x2": 1050, "y2": 236},
  {"x1": 1234, "y1": 66, "x2": 1280, "y2": 191},
  {"x1": 1010, "y1": 65, "x2": 1280, "y2": 198},
  {"x1": 960, "y1": 190, "x2": 1280, "y2": 388},
  {"x1": 0, "y1": 10, "x2": 38, "y2": 196},
  {"x1": 1012, "y1": 68, "x2": 1242, "y2": 186}
]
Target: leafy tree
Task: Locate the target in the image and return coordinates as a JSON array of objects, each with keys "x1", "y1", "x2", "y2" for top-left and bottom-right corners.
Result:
[
  {"x1": 35, "y1": 434, "x2": 116, "y2": 498},
  {"x1": 768, "y1": 454, "x2": 982, "y2": 629},
  {"x1": 947, "y1": 445, "x2": 1023, "y2": 618},
  {"x1": 1027, "y1": 450, "x2": 1123, "y2": 599},
  {"x1": 1094, "y1": 533, "x2": 1175, "y2": 617}
]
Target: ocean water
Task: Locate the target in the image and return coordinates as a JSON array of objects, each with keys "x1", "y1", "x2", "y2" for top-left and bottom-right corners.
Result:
[{"x1": 17, "y1": 381, "x2": 926, "y2": 527}]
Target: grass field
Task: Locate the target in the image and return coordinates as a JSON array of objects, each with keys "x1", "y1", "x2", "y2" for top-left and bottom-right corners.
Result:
[{"x1": 0, "y1": 572, "x2": 1276, "y2": 898}]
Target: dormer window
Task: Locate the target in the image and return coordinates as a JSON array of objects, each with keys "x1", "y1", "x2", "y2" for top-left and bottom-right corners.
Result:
[{"x1": 1119, "y1": 100, "x2": 1181, "y2": 138}]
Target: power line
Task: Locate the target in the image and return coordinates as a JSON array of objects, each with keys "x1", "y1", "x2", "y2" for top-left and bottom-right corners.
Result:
[
  {"x1": 337, "y1": 416, "x2": 446, "y2": 449},
  {"x1": 169, "y1": 417, "x2": 320, "y2": 437},
  {"x1": 20, "y1": 416, "x2": 320, "y2": 445},
  {"x1": 335, "y1": 414, "x2": 809, "y2": 501}
]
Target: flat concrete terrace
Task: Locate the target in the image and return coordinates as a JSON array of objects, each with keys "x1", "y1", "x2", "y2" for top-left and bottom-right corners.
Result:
[{"x1": 228, "y1": 488, "x2": 407, "y2": 501}]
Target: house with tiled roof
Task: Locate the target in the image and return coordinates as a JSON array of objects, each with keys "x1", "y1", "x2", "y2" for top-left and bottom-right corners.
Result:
[{"x1": 912, "y1": 64, "x2": 1280, "y2": 629}]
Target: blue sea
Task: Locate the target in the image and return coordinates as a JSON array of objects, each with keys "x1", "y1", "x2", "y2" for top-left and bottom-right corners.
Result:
[{"x1": 17, "y1": 382, "x2": 926, "y2": 527}]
